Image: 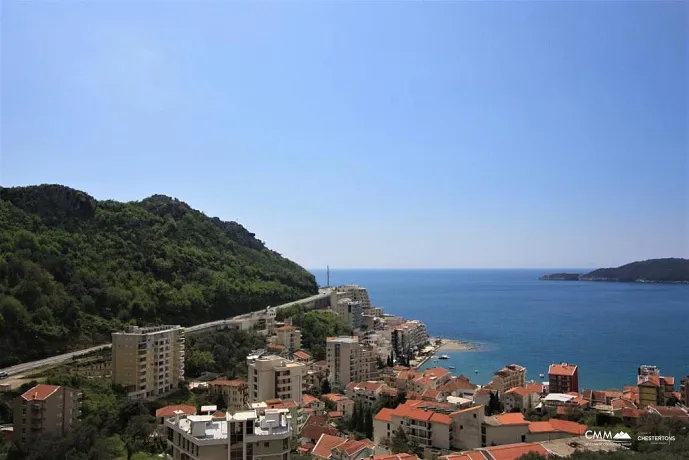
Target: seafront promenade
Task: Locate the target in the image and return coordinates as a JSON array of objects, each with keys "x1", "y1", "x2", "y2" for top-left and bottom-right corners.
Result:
[{"x1": 412, "y1": 337, "x2": 480, "y2": 369}]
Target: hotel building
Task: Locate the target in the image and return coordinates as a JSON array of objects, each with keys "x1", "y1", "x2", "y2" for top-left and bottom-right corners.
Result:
[{"x1": 112, "y1": 325, "x2": 185, "y2": 399}]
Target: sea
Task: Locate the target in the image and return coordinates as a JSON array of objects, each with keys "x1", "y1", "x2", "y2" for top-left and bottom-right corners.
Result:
[{"x1": 310, "y1": 268, "x2": 689, "y2": 391}]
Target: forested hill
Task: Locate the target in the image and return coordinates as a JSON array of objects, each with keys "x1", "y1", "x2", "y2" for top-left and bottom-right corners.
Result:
[{"x1": 0, "y1": 184, "x2": 318, "y2": 366}]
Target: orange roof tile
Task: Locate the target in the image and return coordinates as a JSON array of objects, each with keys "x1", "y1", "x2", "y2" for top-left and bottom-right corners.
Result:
[
  {"x1": 505, "y1": 386, "x2": 532, "y2": 397},
  {"x1": 155, "y1": 404, "x2": 197, "y2": 417},
  {"x1": 374, "y1": 408, "x2": 394, "y2": 422},
  {"x1": 484, "y1": 442, "x2": 550, "y2": 460},
  {"x1": 612, "y1": 398, "x2": 636, "y2": 411},
  {"x1": 422, "y1": 389, "x2": 441, "y2": 400},
  {"x1": 439, "y1": 377, "x2": 477, "y2": 392},
  {"x1": 549, "y1": 363, "x2": 578, "y2": 376},
  {"x1": 334, "y1": 439, "x2": 375, "y2": 456},
  {"x1": 314, "y1": 360, "x2": 328, "y2": 367},
  {"x1": 373, "y1": 454, "x2": 418, "y2": 460},
  {"x1": 495, "y1": 413, "x2": 528, "y2": 425},
  {"x1": 663, "y1": 376, "x2": 675, "y2": 385},
  {"x1": 621, "y1": 408, "x2": 641, "y2": 418},
  {"x1": 321, "y1": 393, "x2": 345, "y2": 402},
  {"x1": 430, "y1": 412, "x2": 452, "y2": 425},
  {"x1": 21, "y1": 384, "x2": 61, "y2": 401},
  {"x1": 303, "y1": 394, "x2": 320, "y2": 405},
  {"x1": 267, "y1": 343, "x2": 285, "y2": 351},
  {"x1": 312, "y1": 434, "x2": 348, "y2": 459},
  {"x1": 327, "y1": 411, "x2": 343, "y2": 418},
  {"x1": 528, "y1": 421, "x2": 555, "y2": 433},
  {"x1": 294, "y1": 351, "x2": 312, "y2": 360},
  {"x1": 277, "y1": 325, "x2": 296, "y2": 331},
  {"x1": 212, "y1": 410, "x2": 226, "y2": 418},
  {"x1": 546, "y1": 418, "x2": 587, "y2": 435}
]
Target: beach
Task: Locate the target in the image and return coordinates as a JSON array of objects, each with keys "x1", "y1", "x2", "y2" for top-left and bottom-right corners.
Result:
[{"x1": 436, "y1": 338, "x2": 480, "y2": 352}]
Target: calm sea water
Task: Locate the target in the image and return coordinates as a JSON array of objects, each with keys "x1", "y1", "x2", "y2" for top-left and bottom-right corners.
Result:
[{"x1": 310, "y1": 269, "x2": 689, "y2": 390}]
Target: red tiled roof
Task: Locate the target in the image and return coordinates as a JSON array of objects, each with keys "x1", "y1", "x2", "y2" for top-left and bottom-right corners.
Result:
[
  {"x1": 528, "y1": 419, "x2": 585, "y2": 435},
  {"x1": 495, "y1": 413, "x2": 528, "y2": 425},
  {"x1": 333, "y1": 439, "x2": 375, "y2": 456},
  {"x1": 374, "y1": 408, "x2": 394, "y2": 422},
  {"x1": 430, "y1": 412, "x2": 452, "y2": 425},
  {"x1": 327, "y1": 411, "x2": 343, "y2": 418},
  {"x1": 439, "y1": 377, "x2": 477, "y2": 393},
  {"x1": 312, "y1": 434, "x2": 348, "y2": 459},
  {"x1": 549, "y1": 363, "x2": 578, "y2": 376},
  {"x1": 612, "y1": 398, "x2": 637, "y2": 411},
  {"x1": 267, "y1": 343, "x2": 285, "y2": 351},
  {"x1": 322, "y1": 393, "x2": 345, "y2": 402},
  {"x1": 21, "y1": 384, "x2": 61, "y2": 401},
  {"x1": 621, "y1": 408, "x2": 641, "y2": 418},
  {"x1": 648, "y1": 405, "x2": 689, "y2": 420},
  {"x1": 425, "y1": 367, "x2": 451, "y2": 379},
  {"x1": 505, "y1": 386, "x2": 532, "y2": 397},
  {"x1": 663, "y1": 376, "x2": 675, "y2": 385},
  {"x1": 450, "y1": 405, "x2": 483, "y2": 416},
  {"x1": 297, "y1": 443, "x2": 315, "y2": 453},
  {"x1": 373, "y1": 454, "x2": 418, "y2": 460},
  {"x1": 208, "y1": 379, "x2": 247, "y2": 387},
  {"x1": 301, "y1": 423, "x2": 339, "y2": 442},
  {"x1": 212, "y1": 410, "x2": 226, "y2": 418},
  {"x1": 422, "y1": 389, "x2": 441, "y2": 400},
  {"x1": 303, "y1": 394, "x2": 320, "y2": 405},
  {"x1": 381, "y1": 387, "x2": 399, "y2": 397},
  {"x1": 314, "y1": 360, "x2": 328, "y2": 367},
  {"x1": 294, "y1": 350, "x2": 311, "y2": 360},
  {"x1": 638, "y1": 375, "x2": 660, "y2": 387},
  {"x1": 277, "y1": 325, "x2": 296, "y2": 331},
  {"x1": 155, "y1": 404, "x2": 197, "y2": 418},
  {"x1": 484, "y1": 442, "x2": 550, "y2": 460},
  {"x1": 623, "y1": 385, "x2": 639, "y2": 394},
  {"x1": 440, "y1": 454, "x2": 485, "y2": 460}
]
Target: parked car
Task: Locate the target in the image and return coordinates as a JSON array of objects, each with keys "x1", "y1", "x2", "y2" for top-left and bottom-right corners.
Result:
[{"x1": 0, "y1": 372, "x2": 9, "y2": 379}]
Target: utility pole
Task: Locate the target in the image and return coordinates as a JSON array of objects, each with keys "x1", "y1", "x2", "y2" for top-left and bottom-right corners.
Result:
[{"x1": 327, "y1": 265, "x2": 330, "y2": 288}]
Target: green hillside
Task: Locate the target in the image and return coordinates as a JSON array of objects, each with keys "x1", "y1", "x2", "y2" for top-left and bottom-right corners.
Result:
[
  {"x1": 582, "y1": 258, "x2": 689, "y2": 283},
  {"x1": 0, "y1": 184, "x2": 318, "y2": 367}
]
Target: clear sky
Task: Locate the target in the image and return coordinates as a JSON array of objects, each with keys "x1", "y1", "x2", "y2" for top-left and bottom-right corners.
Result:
[{"x1": 1, "y1": 1, "x2": 687, "y2": 269}]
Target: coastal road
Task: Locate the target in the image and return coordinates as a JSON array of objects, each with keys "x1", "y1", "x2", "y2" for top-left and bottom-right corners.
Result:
[
  {"x1": 0, "y1": 344, "x2": 112, "y2": 378},
  {"x1": 0, "y1": 291, "x2": 334, "y2": 378}
]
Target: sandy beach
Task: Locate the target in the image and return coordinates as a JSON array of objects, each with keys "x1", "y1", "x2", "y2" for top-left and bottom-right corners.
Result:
[{"x1": 436, "y1": 338, "x2": 480, "y2": 352}]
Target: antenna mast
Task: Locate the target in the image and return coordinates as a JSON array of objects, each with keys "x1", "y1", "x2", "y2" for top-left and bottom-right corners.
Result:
[{"x1": 327, "y1": 265, "x2": 330, "y2": 288}]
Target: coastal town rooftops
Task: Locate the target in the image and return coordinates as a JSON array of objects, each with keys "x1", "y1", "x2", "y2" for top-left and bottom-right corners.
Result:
[
  {"x1": 485, "y1": 413, "x2": 529, "y2": 426},
  {"x1": 156, "y1": 404, "x2": 197, "y2": 418},
  {"x1": 312, "y1": 434, "x2": 348, "y2": 459},
  {"x1": 528, "y1": 419, "x2": 587, "y2": 435},
  {"x1": 495, "y1": 364, "x2": 526, "y2": 376},
  {"x1": 647, "y1": 405, "x2": 689, "y2": 421},
  {"x1": 543, "y1": 393, "x2": 576, "y2": 403},
  {"x1": 371, "y1": 454, "x2": 418, "y2": 460},
  {"x1": 167, "y1": 409, "x2": 290, "y2": 440},
  {"x1": 294, "y1": 350, "x2": 311, "y2": 360},
  {"x1": 439, "y1": 377, "x2": 478, "y2": 392},
  {"x1": 21, "y1": 384, "x2": 61, "y2": 401},
  {"x1": 322, "y1": 393, "x2": 347, "y2": 402},
  {"x1": 327, "y1": 336, "x2": 359, "y2": 344},
  {"x1": 549, "y1": 363, "x2": 578, "y2": 376},
  {"x1": 346, "y1": 381, "x2": 387, "y2": 392},
  {"x1": 441, "y1": 442, "x2": 550, "y2": 460},
  {"x1": 333, "y1": 438, "x2": 375, "y2": 456}
]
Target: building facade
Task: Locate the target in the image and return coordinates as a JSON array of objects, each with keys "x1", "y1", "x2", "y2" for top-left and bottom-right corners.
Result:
[
  {"x1": 247, "y1": 355, "x2": 305, "y2": 403},
  {"x1": 275, "y1": 325, "x2": 302, "y2": 353},
  {"x1": 333, "y1": 299, "x2": 364, "y2": 330},
  {"x1": 13, "y1": 384, "x2": 82, "y2": 450},
  {"x1": 208, "y1": 379, "x2": 249, "y2": 411},
  {"x1": 165, "y1": 408, "x2": 292, "y2": 460},
  {"x1": 490, "y1": 365, "x2": 527, "y2": 394},
  {"x1": 391, "y1": 321, "x2": 429, "y2": 358},
  {"x1": 326, "y1": 337, "x2": 378, "y2": 389},
  {"x1": 330, "y1": 285, "x2": 372, "y2": 310},
  {"x1": 112, "y1": 325, "x2": 185, "y2": 399},
  {"x1": 548, "y1": 363, "x2": 579, "y2": 394}
]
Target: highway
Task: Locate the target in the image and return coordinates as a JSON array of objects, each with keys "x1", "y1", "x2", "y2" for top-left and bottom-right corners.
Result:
[{"x1": 0, "y1": 290, "x2": 333, "y2": 378}]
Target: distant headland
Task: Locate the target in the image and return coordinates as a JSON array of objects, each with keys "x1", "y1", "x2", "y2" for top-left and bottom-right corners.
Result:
[{"x1": 540, "y1": 258, "x2": 689, "y2": 284}]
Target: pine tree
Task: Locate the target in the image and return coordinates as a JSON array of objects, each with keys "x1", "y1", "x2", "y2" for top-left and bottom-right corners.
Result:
[
  {"x1": 321, "y1": 378, "x2": 332, "y2": 395},
  {"x1": 349, "y1": 401, "x2": 359, "y2": 431},
  {"x1": 365, "y1": 407, "x2": 374, "y2": 439},
  {"x1": 356, "y1": 401, "x2": 366, "y2": 434}
]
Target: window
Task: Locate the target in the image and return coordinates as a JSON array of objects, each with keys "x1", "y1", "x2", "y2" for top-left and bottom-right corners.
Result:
[{"x1": 264, "y1": 442, "x2": 270, "y2": 447}]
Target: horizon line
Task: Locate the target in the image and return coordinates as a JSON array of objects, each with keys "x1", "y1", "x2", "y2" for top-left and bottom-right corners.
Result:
[{"x1": 307, "y1": 267, "x2": 593, "y2": 271}]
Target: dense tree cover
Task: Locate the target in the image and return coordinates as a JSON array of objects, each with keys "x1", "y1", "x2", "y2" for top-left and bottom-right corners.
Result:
[
  {"x1": 0, "y1": 185, "x2": 318, "y2": 366},
  {"x1": 0, "y1": 374, "x2": 165, "y2": 460},
  {"x1": 582, "y1": 258, "x2": 689, "y2": 283},
  {"x1": 275, "y1": 304, "x2": 351, "y2": 360},
  {"x1": 185, "y1": 328, "x2": 265, "y2": 378}
]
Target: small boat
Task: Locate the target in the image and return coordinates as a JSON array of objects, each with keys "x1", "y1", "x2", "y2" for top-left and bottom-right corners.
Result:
[
  {"x1": 474, "y1": 369, "x2": 478, "y2": 373},
  {"x1": 539, "y1": 373, "x2": 544, "y2": 378},
  {"x1": 439, "y1": 355, "x2": 450, "y2": 360},
  {"x1": 448, "y1": 366, "x2": 456, "y2": 370}
]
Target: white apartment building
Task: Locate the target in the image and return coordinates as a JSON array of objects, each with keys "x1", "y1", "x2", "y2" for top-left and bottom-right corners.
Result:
[
  {"x1": 111, "y1": 325, "x2": 185, "y2": 399},
  {"x1": 165, "y1": 408, "x2": 292, "y2": 460},
  {"x1": 275, "y1": 325, "x2": 302, "y2": 352},
  {"x1": 247, "y1": 355, "x2": 305, "y2": 403},
  {"x1": 228, "y1": 307, "x2": 277, "y2": 336},
  {"x1": 391, "y1": 321, "x2": 429, "y2": 358},
  {"x1": 326, "y1": 337, "x2": 378, "y2": 389},
  {"x1": 330, "y1": 285, "x2": 371, "y2": 310},
  {"x1": 489, "y1": 365, "x2": 527, "y2": 394},
  {"x1": 333, "y1": 298, "x2": 364, "y2": 330}
]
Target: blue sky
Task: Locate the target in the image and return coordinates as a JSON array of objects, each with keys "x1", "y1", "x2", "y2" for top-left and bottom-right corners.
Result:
[{"x1": 1, "y1": 1, "x2": 687, "y2": 269}]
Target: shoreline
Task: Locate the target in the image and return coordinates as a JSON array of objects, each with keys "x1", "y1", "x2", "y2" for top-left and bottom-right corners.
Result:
[{"x1": 412, "y1": 337, "x2": 481, "y2": 369}]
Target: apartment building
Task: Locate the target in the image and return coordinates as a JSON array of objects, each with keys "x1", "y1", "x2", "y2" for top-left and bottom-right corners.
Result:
[
  {"x1": 344, "y1": 381, "x2": 390, "y2": 408},
  {"x1": 13, "y1": 384, "x2": 82, "y2": 450},
  {"x1": 330, "y1": 285, "x2": 372, "y2": 310},
  {"x1": 391, "y1": 321, "x2": 429, "y2": 358},
  {"x1": 489, "y1": 365, "x2": 527, "y2": 394},
  {"x1": 373, "y1": 401, "x2": 485, "y2": 452},
  {"x1": 208, "y1": 379, "x2": 249, "y2": 411},
  {"x1": 333, "y1": 298, "x2": 364, "y2": 330},
  {"x1": 276, "y1": 325, "x2": 302, "y2": 353},
  {"x1": 548, "y1": 363, "x2": 579, "y2": 394},
  {"x1": 165, "y1": 408, "x2": 292, "y2": 460},
  {"x1": 227, "y1": 307, "x2": 278, "y2": 336},
  {"x1": 502, "y1": 386, "x2": 541, "y2": 413},
  {"x1": 326, "y1": 337, "x2": 378, "y2": 388},
  {"x1": 481, "y1": 413, "x2": 586, "y2": 447},
  {"x1": 247, "y1": 354, "x2": 305, "y2": 403},
  {"x1": 112, "y1": 325, "x2": 185, "y2": 399}
]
